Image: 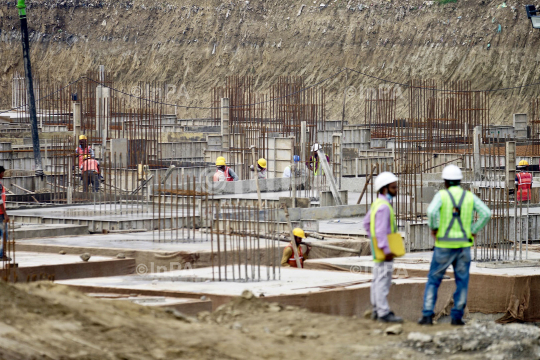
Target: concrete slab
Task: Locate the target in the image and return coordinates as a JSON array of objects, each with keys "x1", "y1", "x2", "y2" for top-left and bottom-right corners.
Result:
[
  {"x1": 3, "y1": 251, "x2": 135, "y2": 281},
  {"x1": 58, "y1": 265, "x2": 454, "y2": 321},
  {"x1": 86, "y1": 293, "x2": 213, "y2": 315},
  {"x1": 15, "y1": 224, "x2": 88, "y2": 240}
]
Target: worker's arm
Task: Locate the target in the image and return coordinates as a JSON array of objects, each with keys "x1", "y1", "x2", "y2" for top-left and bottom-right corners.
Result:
[
  {"x1": 427, "y1": 192, "x2": 443, "y2": 230},
  {"x1": 280, "y1": 247, "x2": 293, "y2": 267},
  {"x1": 471, "y1": 194, "x2": 491, "y2": 235},
  {"x1": 362, "y1": 209, "x2": 371, "y2": 235},
  {"x1": 228, "y1": 168, "x2": 239, "y2": 181}
]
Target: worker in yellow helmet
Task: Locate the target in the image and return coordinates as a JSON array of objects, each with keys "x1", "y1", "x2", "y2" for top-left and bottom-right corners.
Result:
[
  {"x1": 250, "y1": 158, "x2": 267, "y2": 179},
  {"x1": 516, "y1": 160, "x2": 533, "y2": 202},
  {"x1": 281, "y1": 228, "x2": 311, "y2": 268},
  {"x1": 213, "y1": 157, "x2": 239, "y2": 182},
  {"x1": 75, "y1": 135, "x2": 94, "y2": 169}
]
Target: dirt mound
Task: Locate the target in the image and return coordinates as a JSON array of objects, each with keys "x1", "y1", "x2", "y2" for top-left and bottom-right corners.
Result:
[
  {"x1": 0, "y1": 282, "x2": 537, "y2": 359},
  {"x1": 1, "y1": 0, "x2": 539, "y2": 123}
]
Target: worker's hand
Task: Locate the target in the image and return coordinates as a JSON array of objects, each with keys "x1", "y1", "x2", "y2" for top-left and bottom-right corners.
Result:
[
  {"x1": 249, "y1": 165, "x2": 254, "y2": 171},
  {"x1": 3, "y1": 215, "x2": 9, "y2": 223},
  {"x1": 306, "y1": 245, "x2": 312, "y2": 254},
  {"x1": 431, "y1": 229, "x2": 438, "y2": 240},
  {"x1": 472, "y1": 233, "x2": 477, "y2": 239},
  {"x1": 384, "y1": 253, "x2": 395, "y2": 261}
]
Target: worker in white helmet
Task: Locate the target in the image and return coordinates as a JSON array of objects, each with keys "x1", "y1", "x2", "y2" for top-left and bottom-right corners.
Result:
[
  {"x1": 418, "y1": 165, "x2": 491, "y2": 326},
  {"x1": 362, "y1": 171, "x2": 403, "y2": 323}
]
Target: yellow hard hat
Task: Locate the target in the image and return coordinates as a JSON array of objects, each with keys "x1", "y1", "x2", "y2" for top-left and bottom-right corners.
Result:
[
  {"x1": 257, "y1": 158, "x2": 267, "y2": 169},
  {"x1": 83, "y1": 155, "x2": 90, "y2": 160},
  {"x1": 79, "y1": 135, "x2": 87, "y2": 140},
  {"x1": 518, "y1": 160, "x2": 529, "y2": 166},
  {"x1": 216, "y1": 157, "x2": 226, "y2": 166},
  {"x1": 292, "y1": 228, "x2": 305, "y2": 239}
]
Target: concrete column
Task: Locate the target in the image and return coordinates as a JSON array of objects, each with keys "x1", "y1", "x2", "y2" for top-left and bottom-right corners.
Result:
[
  {"x1": 506, "y1": 141, "x2": 516, "y2": 189},
  {"x1": 73, "y1": 101, "x2": 82, "y2": 142},
  {"x1": 221, "y1": 98, "x2": 230, "y2": 151},
  {"x1": 473, "y1": 126, "x2": 482, "y2": 181},
  {"x1": 96, "y1": 86, "x2": 110, "y2": 156},
  {"x1": 332, "y1": 134, "x2": 342, "y2": 190}
]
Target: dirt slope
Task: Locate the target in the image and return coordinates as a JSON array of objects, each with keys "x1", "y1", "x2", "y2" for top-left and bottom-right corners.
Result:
[
  {"x1": 0, "y1": 0, "x2": 539, "y2": 123},
  {"x1": 0, "y1": 281, "x2": 539, "y2": 359}
]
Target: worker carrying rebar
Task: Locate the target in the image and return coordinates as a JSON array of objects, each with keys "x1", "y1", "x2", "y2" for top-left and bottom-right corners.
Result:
[
  {"x1": 362, "y1": 171, "x2": 403, "y2": 323},
  {"x1": 0, "y1": 166, "x2": 10, "y2": 261},
  {"x1": 281, "y1": 228, "x2": 311, "y2": 268},
  {"x1": 250, "y1": 158, "x2": 267, "y2": 179},
  {"x1": 80, "y1": 155, "x2": 101, "y2": 192},
  {"x1": 213, "y1": 157, "x2": 239, "y2": 182},
  {"x1": 75, "y1": 135, "x2": 94, "y2": 169},
  {"x1": 515, "y1": 160, "x2": 533, "y2": 202},
  {"x1": 418, "y1": 165, "x2": 491, "y2": 326}
]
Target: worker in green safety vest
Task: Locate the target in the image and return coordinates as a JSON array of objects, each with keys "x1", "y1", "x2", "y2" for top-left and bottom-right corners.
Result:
[{"x1": 418, "y1": 164, "x2": 491, "y2": 326}]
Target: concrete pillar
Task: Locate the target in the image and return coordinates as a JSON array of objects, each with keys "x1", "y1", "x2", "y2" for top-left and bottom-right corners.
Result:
[
  {"x1": 332, "y1": 134, "x2": 342, "y2": 190},
  {"x1": 506, "y1": 141, "x2": 516, "y2": 189},
  {"x1": 221, "y1": 98, "x2": 230, "y2": 151},
  {"x1": 513, "y1": 114, "x2": 528, "y2": 140},
  {"x1": 96, "y1": 85, "x2": 110, "y2": 155},
  {"x1": 473, "y1": 126, "x2": 482, "y2": 181},
  {"x1": 73, "y1": 101, "x2": 82, "y2": 142}
]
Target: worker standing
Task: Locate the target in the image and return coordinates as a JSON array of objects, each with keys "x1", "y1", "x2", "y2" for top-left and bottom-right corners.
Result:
[
  {"x1": 0, "y1": 166, "x2": 10, "y2": 260},
  {"x1": 281, "y1": 228, "x2": 311, "y2": 268},
  {"x1": 250, "y1": 158, "x2": 267, "y2": 179},
  {"x1": 515, "y1": 160, "x2": 532, "y2": 202},
  {"x1": 283, "y1": 155, "x2": 306, "y2": 178},
  {"x1": 362, "y1": 171, "x2": 403, "y2": 323},
  {"x1": 418, "y1": 165, "x2": 491, "y2": 326},
  {"x1": 75, "y1": 135, "x2": 94, "y2": 169},
  {"x1": 80, "y1": 155, "x2": 101, "y2": 192},
  {"x1": 213, "y1": 157, "x2": 239, "y2": 182},
  {"x1": 307, "y1": 143, "x2": 330, "y2": 195}
]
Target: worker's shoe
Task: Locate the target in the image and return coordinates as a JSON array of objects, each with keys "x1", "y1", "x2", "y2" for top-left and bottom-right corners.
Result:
[
  {"x1": 371, "y1": 310, "x2": 378, "y2": 321},
  {"x1": 451, "y1": 318, "x2": 466, "y2": 326},
  {"x1": 378, "y1": 311, "x2": 403, "y2": 323},
  {"x1": 417, "y1": 315, "x2": 434, "y2": 325}
]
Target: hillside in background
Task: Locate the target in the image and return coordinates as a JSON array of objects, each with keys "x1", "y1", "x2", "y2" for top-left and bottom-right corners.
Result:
[{"x1": 0, "y1": 0, "x2": 539, "y2": 124}]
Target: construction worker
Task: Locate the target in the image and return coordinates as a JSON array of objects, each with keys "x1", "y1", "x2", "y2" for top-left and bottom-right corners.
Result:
[
  {"x1": 75, "y1": 135, "x2": 94, "y2": 169},
  {"x1": 418, "y1": 164, "x2": 491, "y2": 326},
  {"x1": 0, "y1": 166, "x2": 10, "y2": 260},
  {"x1": 250, "y1": 158, "x2": 267, "y2": 179},
  {"x1": 283, "y1": 155, "x2": 305, "y2": 178},
  {"x1": 362, "y1": 171, "x2": 403, "y2": 323},
  {"x1": 281, "y1": 228, "x2": 311, "y2": 268},
  {"x1": 516, "y1": 160, "x2": 533, "y2": 202},
  {"x1": 213, "y1": 157, "x2": 239, "y2": 182},
  {"x1": 80, "y1": 155, "x2": 100, "y2": 192}
]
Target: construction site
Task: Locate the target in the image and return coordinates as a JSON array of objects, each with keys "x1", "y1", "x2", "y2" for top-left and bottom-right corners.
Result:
[{"x1": 1, "y1": 0, "x2": 540, "y2": 358}]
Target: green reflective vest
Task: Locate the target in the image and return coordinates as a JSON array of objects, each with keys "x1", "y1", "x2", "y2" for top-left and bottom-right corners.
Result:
[
  {"x1": 369, "y1": 198, "x2": 396, "y2": 263},
  {"x1": 435, "y1": 186, "x2": 474, "y2": 249}
]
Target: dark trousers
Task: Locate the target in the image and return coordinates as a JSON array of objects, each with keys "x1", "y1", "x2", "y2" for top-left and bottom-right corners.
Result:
[{"x1": 82, "y1": 171, "x2": 99, "y2": 192}]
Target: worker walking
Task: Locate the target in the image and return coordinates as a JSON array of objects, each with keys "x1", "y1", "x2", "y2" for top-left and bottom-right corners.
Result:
[
  {"x1": 281, "y1": 228, "x2": 311, "y2": 268},
  {"x1": 213, "y1": 157, "x2": 239, "y2": 182},
  {"x1": 362, "y1": 172, "x2": 403, "y2": 323},
  {"x1": 0, "y1": 166, "x2": 10, "y2": 261},
  {"x1": 75, "y1": 135, "x2": 94, "y2": 169},
  {"x1": 250, "y1": 158, "x2": 267, "y2": 179},
  {"x1": 80, "y1": 155, "x2": 101, "y2": 192},
  {"x1": 516, "y1": 160, "x2": 532, "y2": 202},
  {"x1": 418, "y1": 165, "x2": 491, "y2": 326}
]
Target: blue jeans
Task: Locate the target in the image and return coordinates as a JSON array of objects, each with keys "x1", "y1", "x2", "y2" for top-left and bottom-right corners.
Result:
[{"x1": 422, "y1": 247, "x2": 471, "y2": 321}]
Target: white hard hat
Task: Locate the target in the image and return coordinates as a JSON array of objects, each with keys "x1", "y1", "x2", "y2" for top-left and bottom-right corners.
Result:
[
  {"x1": 442, "y1": 164, "x2": 463, "y2": 180},
  {"x1": 312, "y1": 143, "x2": 321, "y2": 152},
  {"x1": 374, "y1": 172, "x2": 399, "y2": 192}
]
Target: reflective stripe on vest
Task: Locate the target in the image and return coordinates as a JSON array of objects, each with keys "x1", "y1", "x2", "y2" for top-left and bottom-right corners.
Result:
[
  {"x1": 517, "y1": 172, "x2": 532, "y2": 201},
  {"x1": 369, "y1": 198, "x2": 396, "y2": 262},
  {"x1": 436, "y1": 188, "x2": 474, "y2": 245},
  {"x1": 286, "y1": 244, "x2": 304, "y2": 268}
]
